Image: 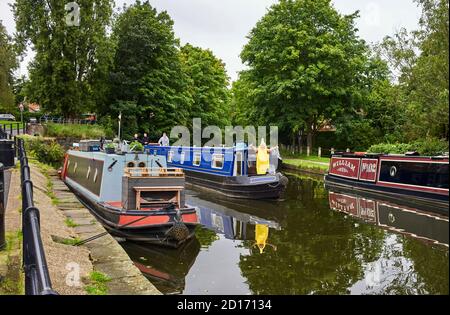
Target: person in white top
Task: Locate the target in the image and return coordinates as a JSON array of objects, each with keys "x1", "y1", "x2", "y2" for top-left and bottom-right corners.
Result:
[{"x1": 158, "y1": 132, "x2": 170, "y2": 146}]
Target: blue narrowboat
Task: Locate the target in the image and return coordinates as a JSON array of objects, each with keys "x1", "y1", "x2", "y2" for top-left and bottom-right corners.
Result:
[{"x1": 145, "y1": 144, "x2": 288, "y2": 199}]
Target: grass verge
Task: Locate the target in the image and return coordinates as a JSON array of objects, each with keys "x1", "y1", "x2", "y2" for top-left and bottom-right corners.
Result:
[
  {"x1": 45, "y1": 123, "x2": 106, "y2": 139},
  {"x1": 0, "y1": 231, "x2": 25, "y2": 295},
  {"x1": 284, "y1": 159, "x2": 329, "y2": 170}
]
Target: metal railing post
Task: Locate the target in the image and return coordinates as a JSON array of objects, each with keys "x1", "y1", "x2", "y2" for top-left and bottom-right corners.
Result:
[{"x1": 0, "y1": 163, "x2": 5, "y2": 250}]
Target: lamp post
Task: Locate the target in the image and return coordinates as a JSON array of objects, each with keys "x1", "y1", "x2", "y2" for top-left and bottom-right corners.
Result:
[{"x1": 19, "y1": 102, "x2": 24, "y2": 122}]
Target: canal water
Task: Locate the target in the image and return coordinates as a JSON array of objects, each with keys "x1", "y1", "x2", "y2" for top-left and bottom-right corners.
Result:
[{"x1": 121, "y1": 173, "x2": 449, "y2": 295}]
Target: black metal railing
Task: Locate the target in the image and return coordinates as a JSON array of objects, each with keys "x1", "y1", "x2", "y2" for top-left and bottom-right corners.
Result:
[
  {"x1": 18, "y1": 138, "x2": 58, "y2": 295},
  {"x1": 0, "y1": 125, "x2": 9, "y2": 140},
  {"x1": 0, "y1": 122, "x2": 26, "y2": 139},
  {"x1": 39, "y1": 116, "x2": 96, "y2": 125}
]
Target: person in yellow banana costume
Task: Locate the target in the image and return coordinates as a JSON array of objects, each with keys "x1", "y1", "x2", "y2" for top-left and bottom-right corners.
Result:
[{"x1": 250, "y1": 138, "x2": 279, "y2": 175}]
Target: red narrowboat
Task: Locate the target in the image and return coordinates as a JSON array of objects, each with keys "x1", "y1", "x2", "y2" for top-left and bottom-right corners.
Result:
[{"x1": 325, "y1": 152, "x2": 449, "y2": 214}]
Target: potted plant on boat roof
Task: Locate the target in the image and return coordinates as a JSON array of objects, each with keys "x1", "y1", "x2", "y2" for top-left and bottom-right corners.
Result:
[
  {"x1": 105, "y1": 143, "x2": 116, "y2": 154},
  {"x1": 130, "y1": 141, "x2": 144, "y2": 153}
]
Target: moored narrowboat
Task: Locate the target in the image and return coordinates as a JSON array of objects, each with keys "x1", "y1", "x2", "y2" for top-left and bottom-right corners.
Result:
[
  {"x1": 145, "y1": 144, "x2": 288, "y2": 199},
  {"x1": 324, "y1": 152, "x2": 449, "y2": 213},
  {"x1": 61, "y1": 148, "x2": 199, "y2": 247}
]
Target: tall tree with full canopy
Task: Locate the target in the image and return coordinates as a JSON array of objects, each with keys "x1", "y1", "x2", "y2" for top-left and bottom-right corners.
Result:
[
  {"x1": 407, "y1": 0, "x2": 449, "y2": 140},
  {"x1": 108, "y1": 1, "x2": 191, "y2": 139},
  {"x1": 238, "y1": 0, "x2": 381, "y2": 149},
  {"x1": 0, "y1": 21, "x2": 17, "y2": 112},
  {"x1": 376, "y1": 0, "x2": 449, "y2": 141},
  {"x1": 12, "y1": 0, "x2": 114, "y2": 117},
  {"x1": 180, "y1": 44, "x2": 231, "y2": 128}
]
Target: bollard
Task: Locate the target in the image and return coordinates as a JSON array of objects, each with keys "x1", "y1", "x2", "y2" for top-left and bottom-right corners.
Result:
[
  {"x1": 331, "y1": 147, "x2": 335, "y2": 155},
  {"x1": 307, "y1": 146, "x2": 311, "y2": 157},
  {"x1": 0, "y1": 163, "x2": 5, "y2": 250},
  {"x1": 318, "y1": 147, "x2": 321, "y2": 158},
  {"x1": 0, "y1": 139, "x2": 15, "y2": 168},
  {"x1": 346, "y1": 148, "x2": 350, "y2": 153}
]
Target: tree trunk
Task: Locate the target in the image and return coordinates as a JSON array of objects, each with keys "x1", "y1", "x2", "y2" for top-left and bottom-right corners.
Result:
[
  {"x1": 298, "y1": 133, "x2": 302, "y2": 155},
  {"x1": 291, "y1": 133, "x2": 296, "y2": 154},
  {"x1": 306, "y1": 132, "x2": 313, "y2": 156}
]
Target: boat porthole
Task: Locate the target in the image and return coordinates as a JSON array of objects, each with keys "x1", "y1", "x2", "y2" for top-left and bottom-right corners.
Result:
[
  {"x1": 86, "y1": 166, "x2": 91, "y2": 179},
  {"x1": 388, "y1": 212, "x2": 395, "y2": 223},
  {"x1": 127, "y1": 161, "x2": 135, "y2": 168},
  {"x1": 389, "y1": 166, "x2": 397, "y2": 177},
  {"x1": 138, "y1": 162, "x2": 146, "y2": 168},
  {"x1": 94, "y1": 169, "x2": 98, "y2": 182}
]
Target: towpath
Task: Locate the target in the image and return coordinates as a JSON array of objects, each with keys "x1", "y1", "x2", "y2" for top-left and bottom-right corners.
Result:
[{"x1": 1, "y1": 162, "x2": 161, "y2": 295}]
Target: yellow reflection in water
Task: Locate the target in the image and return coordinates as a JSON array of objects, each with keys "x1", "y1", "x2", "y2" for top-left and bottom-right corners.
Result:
[{"x1": 253, "y1": 224, "x2": 277, "y2": 254}]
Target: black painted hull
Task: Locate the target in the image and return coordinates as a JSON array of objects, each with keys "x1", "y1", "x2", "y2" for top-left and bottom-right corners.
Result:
[
  {"x1": 65, "y1": 180, "x2": 198, "y2": 248},
  {"x1": 183, "y1": 170, "x2": 288, "y2": 199},
  {"x1": 324, "y1": 174, "x2": 449, "y2": 214}
]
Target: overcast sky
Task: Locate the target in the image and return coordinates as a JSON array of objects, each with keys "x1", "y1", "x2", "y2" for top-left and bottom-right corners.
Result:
[{"x1": 0, "y1": 0, "x2": 422, "y2": 81}]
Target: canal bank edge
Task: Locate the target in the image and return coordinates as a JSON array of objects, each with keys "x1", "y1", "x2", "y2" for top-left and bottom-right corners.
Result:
[
  {"x1": 282, "y1": 160, "x2": 327, "y2": 175},
  {"x1": 45, "y1": 164, "x2": 162, "y2": 295}
]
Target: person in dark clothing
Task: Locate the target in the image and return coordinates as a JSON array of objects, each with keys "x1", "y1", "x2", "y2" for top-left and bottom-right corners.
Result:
[
  {"x1": 132, "y1": 133, "x2": 140, "y2": 143},
  {"x1": 141, "y1": 133, "x2": 150, "y2": 145}
]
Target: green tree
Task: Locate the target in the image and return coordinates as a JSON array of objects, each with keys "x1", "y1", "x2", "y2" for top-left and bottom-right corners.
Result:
[
  {"x1": 180, "y1": 44, "x2": 231, "y2": 127},
  {"x1": 13, "y1": 0, "x2": 114, "y2": 117},
  {"x1": 237, "y1": 0, "x2": 379, "y2": 148},
  {"x1": 108, "y1": 1, "x2": 191, "y2": 139},
  {"x1": 376, "y1": 0, "x2": 449, "y2": 141},
  {"x1": 0, "y1": 21, "x2": 17, "y2": 112},
  {"x1": 407, "y1": 0, "x2": 449, "y2": 140}
]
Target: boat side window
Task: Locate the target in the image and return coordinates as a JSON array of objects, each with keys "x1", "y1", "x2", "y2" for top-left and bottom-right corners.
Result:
[
  {"x1": 86, "y1": 166, "x2": 91, "y2": 179},
  {"x1": 127, "y1": 161, "x2": 135, "y2": 168},
  {"x1": 93, "y1": 168, "x2": 98, "y2": 183},
  {"x1": 193, "y1": 152, "x2": 201, "y2": 166},
  {"x1": 235, "y1": 152, "x2": 243, "y2": 175},
  {"x1": 138, "y1": 162, "x2": 146, "y2": 168},
  {"x1": 212, "y1": 154, "x2": 224, "y2": 169},
  {"x1": 168, "y1": 150, "x2": 174, "y2": 163},
  {"x1": 180, "y1": 152, "x2": 185, "y2": 164},
  {"x1": 73, "y1": 162, "x2": 78, "y2": 173}
]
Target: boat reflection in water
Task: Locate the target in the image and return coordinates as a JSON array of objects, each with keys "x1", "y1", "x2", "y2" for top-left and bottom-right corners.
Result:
[
  {"x1": 191, "y1": 192, "x2": 281, "y2": 241},
  {"x1": 327, "y1": 187, "x2": 449, "y2": 247},
  {"x1": 122, "y1": 190, "x2": 281, "y2": 294},
  {"x1": 121, "y1": 239, "x2": 201, "y2": 295}
]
